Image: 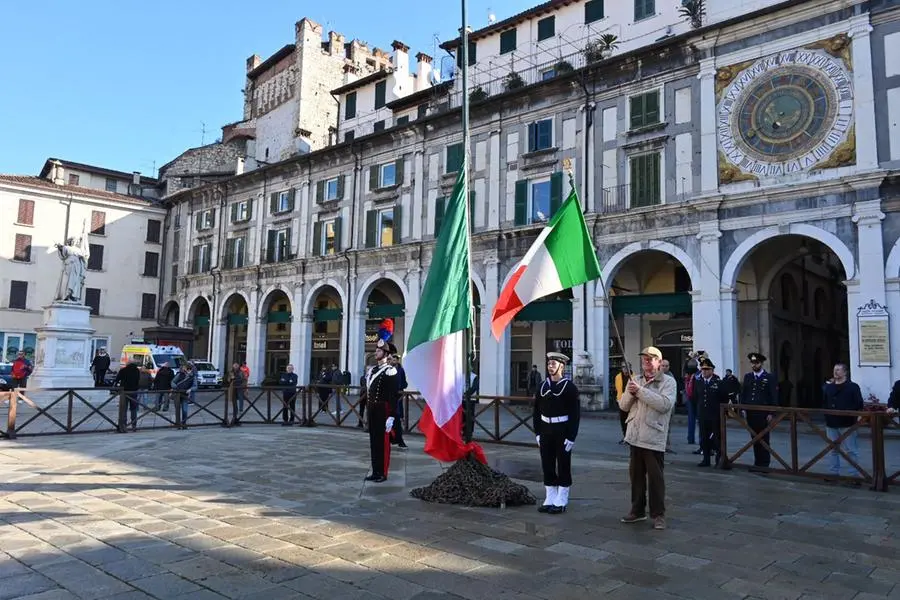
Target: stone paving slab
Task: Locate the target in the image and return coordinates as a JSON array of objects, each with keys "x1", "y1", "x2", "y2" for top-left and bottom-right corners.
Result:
[{"x1": 1, "y1": 426, "x2": 900, "y2": 599}]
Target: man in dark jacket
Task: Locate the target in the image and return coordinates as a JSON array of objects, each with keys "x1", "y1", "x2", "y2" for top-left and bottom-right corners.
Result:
[
  {"x1": 90, "y1": 349, "x2": 111, "y2": 387},
  {"x1": 739, "y1": 353, "x2": 778, "y2": 470},
  {"x1": 229, "y1": 363, "x2": 246, "y2": 426},
  {"x1": 822, "y1": 363, "x2": 864, "y2": 479},
  {"x1": 888, "y1": 379, "x2": 900, "y2": 411},
  {"x1": 171, "y1": 364, "x2": 195, "y2": 426},
  {"x1": 279, "y1": 364, "x2": 299, "y2": 426},
  {"x1": 153, "y1": 362, "x2": 176, "y2": 411},
  {"x1": 695, "y1": 357, "x2": 728, "y2": 467},
  {"x1": 113, "y1": 360, "x2": 141, "y2": 431}
]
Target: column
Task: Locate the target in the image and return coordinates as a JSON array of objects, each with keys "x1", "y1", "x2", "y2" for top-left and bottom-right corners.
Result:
[
  {"x1": 531, "y1": 322, "x2": 547, "y2": 369},
  {"x1": 483, "y1": 258, "x2": 507, "y2": 395},
  {"x1": 849, "y1": 18, "x2": 878, "y2": 170},
  {"x1": 848, "y1": 202, "x2": 890, "y2": 400},
  {"x1": 405, "y1": 268, "x2": 422, "y2": 350},
  {"x1": 209, "y1": 317, "x2": 227, "y2": 371},
  {"x1": 297, "y1": 181, "x2": 311, "y2": 257},
  {"x1": 720, "y1": 288, "x2": 738, "y2": 373},
  {"x1": 488, "y1": 131, "x2": 501, "y2": 229},
  {"x1": 347, "y1": 309, "x2": 366, "y2": 387},
  {"x1": 594, "y1": 294, "x2": 610, "y2": 407},
  {"x1": 623, "y1": 314, "x2": 641, "y2": 365},
  {"x1": 572, "y1": 284, "x2": 586, "y2": 364},
  {"x1": 245, "y1": 297, "x2": 262, "y2": 385},
  {"x1": 698, "y1": 59, "x2": 718, "y2": 193},
  {"x1": 693, "y1": 224, "x2": 724, "y2": 362},
  {"x1": 293, "y1": 315, "x2": 311, "y2": 385},
  {"x1": 411, "y1": 150, "x2": 425, "y2": 240},
  {"x1": 886, "y1": 278, "x2": 900, "y2": 385}
]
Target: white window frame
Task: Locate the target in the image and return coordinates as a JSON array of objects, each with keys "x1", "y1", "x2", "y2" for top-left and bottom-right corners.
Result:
[
  {"x1": 379, "y1": 163, "x2": 396, "y2": 188},
  {"x1": 198, "y1": 210, "x2": 214, "y2": 231},
  {"x1": 231, "y1": 236, "x2": 246, "y2": 268},
  {"x1": 234, "y1": 200, "x2": 250, "y2": 222},
  {"x1": 274, "y1": 228, "x2": 291, "y2": 262},
  {"x1": 276, "y1": 190, "x2": 292, "y2": 213},
  {"x1": 320, "y1": 219, "x2": 338, "y2": 255},
  {"x1": 325, "y1": 178, "x2": 340, "y2": 202},
  {"x1": 376, "y1": 207, "x2": 395, "y2": 248},
  {"x1": 529, "y1": 177, "x2": 552, "y2": 224},
  {"x1": 540, "y1": 68, "x2": 557, "y2": 81},
  {"x1": 197, "y1": 243, "x2": 212, "y2": 271}
]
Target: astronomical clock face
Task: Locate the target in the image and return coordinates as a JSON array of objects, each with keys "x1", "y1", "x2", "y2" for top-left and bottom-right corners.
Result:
[{"x1": 717, "y1": 41, "x2": 855, "y2": 181}]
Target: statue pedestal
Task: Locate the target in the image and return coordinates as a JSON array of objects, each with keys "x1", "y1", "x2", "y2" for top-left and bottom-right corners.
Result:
[{"x1": 29, "y1": 302, "x2": 95, "y2": 389}]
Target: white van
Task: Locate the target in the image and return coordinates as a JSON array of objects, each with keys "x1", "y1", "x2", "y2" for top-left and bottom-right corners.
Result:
[{"x1": 191, "y1": 360, "x2": 222, "y2": 389}]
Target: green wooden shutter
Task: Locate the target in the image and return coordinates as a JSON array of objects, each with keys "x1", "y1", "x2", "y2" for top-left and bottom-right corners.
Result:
[
  {"x1": 266, "y1": 229, "x2": 276, "y2": 263},
  {"x1": 316, "y1": 181, "x2": 324, "y2": 203},
  {"x1": 514, "y1": 180, "x2": 528, "y2": 225},
  {"x1": 247, "y1": 198, "x2": 254, "y2": 219},
  {"x1": 229, "y1": 203, "x2": 237, "y2": 223},
  {"x1": 345, "y1": 92, "x2": 356, "y2": 119},
  {"x1": 365, "y1": 210, "x2": 377, "y2": 248},
  {"x1": 312, "y1": 221, "x2": 322, "y2": 256},
  {"x1": 269, "y1": 192, "x2": 278, "y2": 213},
  {"x1": 549, "y1": 171, "x2": 563, "y2": 217},
  {"x1": 284, "y1": 228, "x2": 292, "y2": 259},
  {"x1": 288, "y1": 188, "x2": 296, "y2": 211},
  {"x1": 393, "y1": 204, "x2": 402, "y2": 245},
  {"x1": 224, "y1": 238, "x2": 234, "y2": 269},
  {"x1": 651, "y1": 153, "x2": 661, "y2": 205},
  {"x1": 394, "y1": 158, "x2": 404, "y2": 185},
  {"x1": 434, "y1": 196, "x2": 446, "y2": 236},
  {"x1": 646, "y1": 91, "x2": 660, "y2": 125},
  {"x1": 469, "y1": 191, "x2": 476, "y2": 231},
  {"x1": 369, "y1": 166, "x2": 379, "y2": 190},
  {"x1": 195, "y1": 213, "x2": 201, "y2": 231},
  {"x1": 191, "y1": 245, "x2": 200, "y2": 272},
  {"x1": 527, "y1": 122, "x2": 537, "y2": 152},
  {"x1": 209, "y1": 208, "x2": 216, "y2": 227},
  {"x1": 337, "y1": 175, "x2": 345, "y2": 199},
  {"x1": 333, "y1": 216, "x2": 343, "y2": 251},
  {"x1": 630, "y1": 96, "x2": 643, "y2": 129}
]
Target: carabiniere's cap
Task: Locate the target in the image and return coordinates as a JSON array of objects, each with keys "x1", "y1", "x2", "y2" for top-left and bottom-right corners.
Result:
[{"x1": 546, "y1": 352, "x2": 570, "y2": 365}]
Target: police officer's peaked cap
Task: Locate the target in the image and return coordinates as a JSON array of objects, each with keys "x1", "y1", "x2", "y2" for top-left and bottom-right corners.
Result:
[
  {"x1": 748, "y1": 352, "x2": 767, "y2": 363},
  {"x1": 698, "y1": 357, "x2": 715, "y2": 369},
  {"x1": 546, "y1": 352, "x2": 570, "y2": 364}
]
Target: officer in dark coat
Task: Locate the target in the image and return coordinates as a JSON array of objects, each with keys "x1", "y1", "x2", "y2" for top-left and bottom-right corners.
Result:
[
  {"x1": 739, "y1": 352, "x2": 778, "y2": 469},
  {"x1": 695, "y1": 357, "x2": 727, "y2": 467},
  {"x1": 279, "y1": 364, "x2": 299, "y2": 426},
  {"x1": 365, "y1": 339, "x2": 399, "y2": 483},
  {"x1": 533, "y1": 352, "x2": 580, "y2": 514}
]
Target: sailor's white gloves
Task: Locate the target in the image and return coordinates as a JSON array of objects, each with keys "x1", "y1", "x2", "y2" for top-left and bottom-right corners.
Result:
[
  {"x1": 535, "y1": 435, "x2": 541, "y2": 445},
  {"x1": 564, "y1": 439, "x2": 575, "y2": 452},
  {"x1": 385, "y1": 417, "x2": 395, "y2": 430}
]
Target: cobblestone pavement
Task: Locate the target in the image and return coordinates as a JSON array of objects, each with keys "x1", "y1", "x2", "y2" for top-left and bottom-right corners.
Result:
[{"x1": 2, "y1": 426, "x2": 900, "y2": 599}]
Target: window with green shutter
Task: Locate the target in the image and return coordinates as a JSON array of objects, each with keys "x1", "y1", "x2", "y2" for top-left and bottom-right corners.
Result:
[
  {"x1": 456, "y1": 41, "x2": 477, "y2": 68},
  {"x1": 634, "y1": 0, "x2": 655, "y2": 21},
  {"x1": 629, "y1": 90, "x2": 660, "y2": 130},
  {"x1": 537, "y1": 16, "x2": 555, "y2": 41},
  {"x1": 585, "y1": 0, "x2": 604, "y2": 23},
  {"x1": 446, "y1": 143, "x2": 464, "y2": 173},
  {"x1": 549, "y1": 172, "x2": 563, "y2": 218},
  {"x1": 396, "y1": 115, "x2": 409, "y2": 126},
  {"x1": 514, "y1": 180, "x2": 528, "y2": 226},
  {"x1": 527, "y1": 119, "x2": 553, "y2": 152},
  {"x1": 434, "y1": 196, "x2": 446, "y2": 236},
  {"x1": 345, "y1": 92, "x2": 357, "y2": 119},
  {"x1": 312, "y1": 222, "x2": 323, "y2": 256},
  {"x1": 365, "y1": 209, "x2": 378, "y2": 248},
  {"x1": 630, "y1": 153, "x2": 661, "y2": 207},
  {"x1": 374, "y1": 81, "x2": 386, "y2": 109},
  {"x1": 500, "y1": 29, "x2": 516, "y2": 54}
]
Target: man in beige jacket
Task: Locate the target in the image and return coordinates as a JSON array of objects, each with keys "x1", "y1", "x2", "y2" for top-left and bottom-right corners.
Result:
[{"x1": 619, "y1": 346, "x2": 677, "y2": 530}]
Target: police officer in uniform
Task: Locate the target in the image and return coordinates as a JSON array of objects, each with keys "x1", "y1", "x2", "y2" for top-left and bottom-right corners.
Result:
[
  {"x1": 740, "y1": 352, "x2": 778, "y2": 470},
  {"x1": 533, "y1": 352, "x2": 580, "y2": 514},
  {"x1": 695, "y1": 357, "x2": 727, "y2": 467},
  {"x1": 365, "y1": 339, "x2": 399, "y2": 483}
]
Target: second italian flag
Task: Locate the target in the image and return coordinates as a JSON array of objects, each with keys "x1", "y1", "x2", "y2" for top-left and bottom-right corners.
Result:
[{"x1": 491, "y1": 184, "x2": 601, "y2": 340}]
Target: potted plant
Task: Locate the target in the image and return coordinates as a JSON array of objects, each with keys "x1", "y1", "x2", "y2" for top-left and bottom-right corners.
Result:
[
  {"x1": 470, "y1": 87, "x2": 488, "y2": 102},
  {"x1": 504, "y1": 71, "x2": 525, "y2": 91},
  {"x1": 679, "y1": 0, "x2": 706, "y2": 29},
  {"x1": 554, "y1": 60, "x2": 574, "y2": 75},
  {"x1": 583, "y1": 34, "x2": 619, "y2": 63}
]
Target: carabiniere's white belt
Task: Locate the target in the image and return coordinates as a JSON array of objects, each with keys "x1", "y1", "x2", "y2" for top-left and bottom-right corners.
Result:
[{"x1": 541, "y1": 415, "x2": 569, "y2": 423}]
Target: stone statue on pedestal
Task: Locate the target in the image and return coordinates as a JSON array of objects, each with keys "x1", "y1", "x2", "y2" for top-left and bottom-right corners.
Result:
[{"x1": 55, "y1": 226, "x2": 89, "y2": 303}]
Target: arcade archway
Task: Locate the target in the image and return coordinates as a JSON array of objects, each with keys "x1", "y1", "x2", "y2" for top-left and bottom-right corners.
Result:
[
  {"x1": 261, "y1": 289, "x2": 292, "y2": 381},
  {"x1": 732, "y1": 235, "x2": 848, "y2": 408},
  {"x1": 509, "y1": 288, "x2": 574, "y2": 395},
  {"x1": 361, "y1": 279, "x2": 406, "y2": 357},
  {"x1": 162, "y1": 301, "x2": 180, "y2": 327},
  {"x1": 222, "y1": 293, "x2": 249, "y2": 368},
  {"x1": 309, "y1": 285, "x2": 343, "y2": 383},
  {"x1": 187, "y1": 297, "x2": 211, "y2": 360}
]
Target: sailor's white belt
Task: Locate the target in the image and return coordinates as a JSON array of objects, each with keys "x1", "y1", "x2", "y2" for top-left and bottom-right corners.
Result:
[{"x1": 541, "y1": 415, "x2": 569, "y2": 423}]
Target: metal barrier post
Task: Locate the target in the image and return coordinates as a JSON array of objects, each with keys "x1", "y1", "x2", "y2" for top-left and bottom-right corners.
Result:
[
  {"x1": 717, "y1": 404, "x2": 729, "y2": 469},
  {"x1": 871, "y1": 413, "x2": 888, "y2": 492},
  {"x1": 116, "y1": 390, "x2": 127, "y2": 433},
  {"x1": 174, "y1": 392, "x2": 183, "y2": 429},
  {"x1": 66, "y1": 390, "x2": 74, "y2": 433},
  {"x1": 223, "y1": 383, "x2": 232, "y2": 428},
  {"x1": 790, "y1": 411, "x2": 799, "y2": 471},
  {"x1": 7, "y1": 391, "x2": 18, "y2": 439}
]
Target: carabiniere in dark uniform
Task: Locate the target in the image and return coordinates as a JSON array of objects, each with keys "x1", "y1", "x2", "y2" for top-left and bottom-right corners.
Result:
[
  {"x1": 365, "y1": 339, "x2": 399, "y2": 483},
  {"x1": 533, "y1": 352, "x2": 580, "y2": 514},
  {"x1": 739, "y1": 352, "x2": 778, "y2": 470},
  {"x1": 695, "y1": 357, "x2": 727, "y2": 467}
]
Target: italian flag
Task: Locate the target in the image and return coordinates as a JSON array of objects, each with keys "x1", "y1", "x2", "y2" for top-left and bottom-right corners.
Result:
[
  {"x1": 405, "y1": 168, "x2": 487, "y2": 464},
  {"x1": 491, "y1": 184, "x2": 601, "y2": 340}
]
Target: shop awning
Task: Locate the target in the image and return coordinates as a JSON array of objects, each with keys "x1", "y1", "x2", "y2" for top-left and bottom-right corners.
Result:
[
  {"x1": 227, "y1": 314, "x2": 249, "y2": 325},
  {"x1": 313, "y1": 308, "x2": 343, "y2": 322},
  {"x1": 267, "y1": 310, "x2": 292, "y2": 323},
  {"x1": 368, "y1": 304, "x2": 405, "y2": 319},
  {"x1": 514, "y1": 299, "x2": 572, "y2": 322},
  {"x1": 193, "y1": 316, "x2": 210, "y2": 327},
  {"x1": 612, "y1": 293, "x2": 691, "y2": 315}
]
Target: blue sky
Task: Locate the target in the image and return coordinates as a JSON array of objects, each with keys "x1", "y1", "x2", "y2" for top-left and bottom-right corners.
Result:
[{"x1": 0, "y1": 0, "x2": 523, "y2": 178}]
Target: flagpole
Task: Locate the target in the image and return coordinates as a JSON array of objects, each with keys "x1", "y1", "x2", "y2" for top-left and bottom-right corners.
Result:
[{"x1": 460, "y1": 0, "x2": 476, "y2": 445}]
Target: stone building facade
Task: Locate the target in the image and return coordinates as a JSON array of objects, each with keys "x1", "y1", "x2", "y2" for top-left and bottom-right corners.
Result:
[{"x1": 162, "y1": 0, "x2": 900, "y2": 407}]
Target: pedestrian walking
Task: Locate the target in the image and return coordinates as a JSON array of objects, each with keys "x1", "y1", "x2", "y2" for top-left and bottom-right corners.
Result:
[
  {"x1": 695, "y1": 357, "x2": 727, "y2": 467},
  {"x1": 171, "y1": 363, "x2": 195, "y2": 426},
  {"x1": 113, "y1": 360, "x2": 141, "y2": 431},
  {"x1": 137, "y1": 363, "x2": 153, "y2": 416},
  {"x1": 822, "y1": 363, "x2": 864, "y2": 482},
  {"x1": 317, "y1": 367, "x2": 333, "y2": 412},
  {"x1": 739, "y1": 353, "x2": 777, "y2": 471},
  {"x1": 279, "y1": 364, "x2": 299, "y2": 426},
  {"x1": 615, "y1": 362, "x2": 631, "y2": 445},
  {"x1": 10, "y1": 351, "x2": 33, "y2": 389},
  {"x1": 527, "y1": 365, "x2": 542, "y2": 397},
  {"x1": 229, "y1": 363, "x2": 246, "y2": 426},
  {"x1": 90, "y1": 348, "x2": 111, "y2": 387},
  {"x1": 534, "y1": 352, "x2": 580, "y2": 514},
  {"x1": 153, "y1": 362, "x2": 176, "y2": 411},
  {"x1": 365, "y1": 340, "x2": 399, "y2": 483},
  {"x1": 619, "y1": 347, "x2": 676, "y2": 530}
]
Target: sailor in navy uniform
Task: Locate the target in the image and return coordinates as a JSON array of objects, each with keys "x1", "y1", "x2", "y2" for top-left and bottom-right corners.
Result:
[
  {"x1": 365, "y1": 339, "x2": 400, "y2": 483},
  {"x1": 740, "y1": 352, "x2": 778, "y2": 470},
  {"x1": 533, "y1": 352, "x2": 581, "y2": 514}
]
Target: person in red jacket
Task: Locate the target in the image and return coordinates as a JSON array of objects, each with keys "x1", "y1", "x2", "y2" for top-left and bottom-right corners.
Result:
[{"x1": 11, "y1": 351, "x2": 33, "y2": 389}]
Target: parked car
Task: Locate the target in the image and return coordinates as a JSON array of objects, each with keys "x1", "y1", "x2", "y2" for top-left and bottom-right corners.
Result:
[
  {"x1": 0, "y1": 363, "x2": 13, "y2": 391},
  {"x1": 191, "y1": 360, "x2": 222, "y2": 389}
]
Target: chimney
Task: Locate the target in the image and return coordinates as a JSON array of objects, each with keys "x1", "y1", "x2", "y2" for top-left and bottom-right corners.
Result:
[
  {"x1": 132, "y1": 171, "x2": 141, "y2": 185},
  {"x1": 246, "y1": 54, "x2": 262, "y2": 73},
  {"x1": 415, "y1": 52, "x2": 433, "y2": 92},
  {"x1": 391, "y1": 40, "x2": 410, "y2": 74},
  {"x1": 235, "y1": 157, "x2": 245, "y2": 175},
  {"x1": 49, "y1": 160, "x2": 65, "y2": 185}
]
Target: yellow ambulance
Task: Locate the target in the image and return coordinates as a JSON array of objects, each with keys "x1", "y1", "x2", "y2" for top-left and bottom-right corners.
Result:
[{"x1": 119, "y1": 342, "x2": 187, "y2": 378}]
